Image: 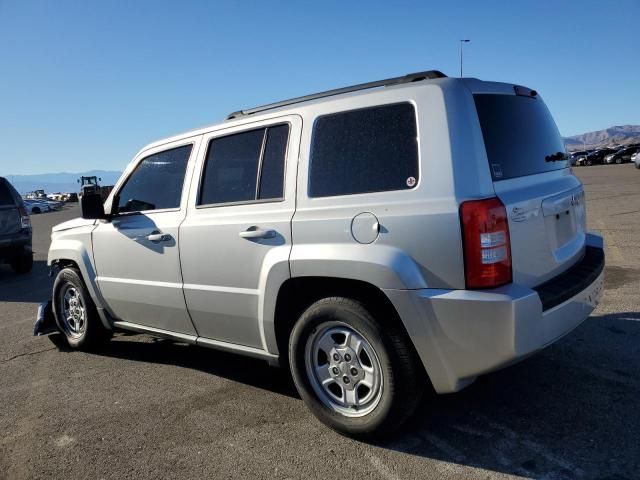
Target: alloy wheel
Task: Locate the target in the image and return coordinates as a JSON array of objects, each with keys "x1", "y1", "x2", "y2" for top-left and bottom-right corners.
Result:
[{"x1": 304, "y1": 322, "x2": 383, "y2": 417}]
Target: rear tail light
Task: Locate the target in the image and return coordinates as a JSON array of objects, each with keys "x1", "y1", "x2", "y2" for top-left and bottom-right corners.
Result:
[
  {"x1": 18, "y1": 206, "x2": 31, "y2": 229},
  {"x1": 460, "y1": 197, "x2": 512, "y2": 289}
]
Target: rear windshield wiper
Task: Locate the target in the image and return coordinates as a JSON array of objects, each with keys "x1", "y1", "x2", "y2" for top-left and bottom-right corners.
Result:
[{"x1": 545, "y1": 151, "x2": 567, "y2": 162}]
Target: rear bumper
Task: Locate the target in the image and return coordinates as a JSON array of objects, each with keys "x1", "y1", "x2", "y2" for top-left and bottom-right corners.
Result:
[
  {"x1": 0, "y1": 234, "x2": 32, "y2": 260},
  {"x1": 385, "y1": 234, "x2": 605, "y2": 394}
]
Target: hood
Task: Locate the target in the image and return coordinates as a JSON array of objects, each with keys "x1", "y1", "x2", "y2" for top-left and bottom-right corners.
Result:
[{"x1": 52, "y1": 217, "x2": 96, "y2": 233}]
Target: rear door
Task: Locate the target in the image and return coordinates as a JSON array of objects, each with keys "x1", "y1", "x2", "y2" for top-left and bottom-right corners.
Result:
[
  {"x1": 0, "y1": 179, "x2": 22, "y2": 239},
  {"x1": 472, "y1": 89, "x2": 586, "y2": 287},
  {"x1": 179, "y1": 115, "x2": 301, "y2": 349}
]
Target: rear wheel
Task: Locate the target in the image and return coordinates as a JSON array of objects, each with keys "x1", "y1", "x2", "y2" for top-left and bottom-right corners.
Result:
[
  {"x1": 53, "y1": 268, "x2": 111, "y2": 349},
  {"x1": 289, "y1": 297, "x2": 424, "y2": 438},
  {"x1": 11, "y1": 253, "x2": 33, "y2": 274}
]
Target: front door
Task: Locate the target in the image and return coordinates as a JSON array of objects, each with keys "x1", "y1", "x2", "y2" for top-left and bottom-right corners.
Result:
[
  {"x1": 179, "y1": 116, "x2": 301, "y2": 348},
  {"x1": 92, "y1": 139, "x2": 200, "y2": 335}
]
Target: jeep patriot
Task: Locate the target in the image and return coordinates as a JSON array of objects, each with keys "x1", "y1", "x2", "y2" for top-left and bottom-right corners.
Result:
[{"x1": 35, "y1": 70, "x2": 605, "y2": 436}]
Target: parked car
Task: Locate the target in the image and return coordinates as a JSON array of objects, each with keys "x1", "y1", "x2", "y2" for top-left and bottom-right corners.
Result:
[
  {"x1": 632, "y1": 151, "x2": 640, "y2": 169},
  {"x1": 573, "y1": 150, "x2": 595, "y2": 166},
  {"x1": 579, "y1": 148, "x2": 618, "y2": 166},
  {"x1": 568, "y1": 150, "x2": 591, "y2": 166},
  {"x1": 0, "y1": 177, "x2": 33, "y2": 273},
  {"x1": 23, "y1": 199, "x2": 52, "y2": 214},
  {"x1": 43, "y1": 199, "x2": 64, "y2": 210},
  {"x1": 604, "y1": 146, "x2": 640, "y2": 164},
  {"x1": 35, "y1": 71, "x2": 605, "y2": 437}
]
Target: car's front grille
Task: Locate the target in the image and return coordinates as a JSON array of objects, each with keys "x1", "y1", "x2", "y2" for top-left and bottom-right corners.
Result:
[{"x1": 533, "y1": 246, "x2": 605, "y2": 311}]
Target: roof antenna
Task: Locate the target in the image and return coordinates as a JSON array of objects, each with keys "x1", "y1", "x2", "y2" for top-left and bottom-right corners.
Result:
[{"x1": 459, "y1": 39, "x2": 471, "y2": 77}]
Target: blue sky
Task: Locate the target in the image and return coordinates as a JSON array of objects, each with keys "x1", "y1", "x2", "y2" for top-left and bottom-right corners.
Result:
[{"x1": 1, "y1": 0, "x2": 639, "y2": 175}]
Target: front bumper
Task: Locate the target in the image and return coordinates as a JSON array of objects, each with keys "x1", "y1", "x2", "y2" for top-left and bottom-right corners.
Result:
[
  {"x1": 385, "y1": 235, "x2": 605, "y2": 394},
  {"x1": 34, "y1": 301, "x2": 58, "y2": 336}
]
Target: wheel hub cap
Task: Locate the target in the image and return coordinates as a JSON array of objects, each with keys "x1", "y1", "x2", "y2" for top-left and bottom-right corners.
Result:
[
  {"x1": 305, "y1": 323, "x2": 383, "y2": 417},
  {"x1": 61, "y1": 286, "x2": 86, "y2": 338}
]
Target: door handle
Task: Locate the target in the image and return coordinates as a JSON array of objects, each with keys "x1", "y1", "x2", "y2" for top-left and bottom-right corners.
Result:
[
  {"x1": 146, "y1": 232, "x2": 172, "y2": 242},
  {"x1": 239, "y1": 227, "x2": 277, "y2": 239}
]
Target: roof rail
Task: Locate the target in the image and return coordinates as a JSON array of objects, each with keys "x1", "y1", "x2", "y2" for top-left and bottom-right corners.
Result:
[{"x1": 226, "y1": 70, "x2": 447, "y2": 120}]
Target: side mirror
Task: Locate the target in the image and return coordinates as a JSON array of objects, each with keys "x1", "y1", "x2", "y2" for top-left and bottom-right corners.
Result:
[{"x1": 81, "y1": 193, "x2": 108, "y2": 220}]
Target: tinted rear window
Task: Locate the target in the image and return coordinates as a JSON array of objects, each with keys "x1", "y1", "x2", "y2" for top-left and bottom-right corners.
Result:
[
  {"x1": 258, "y1": 124, "x2": 288, "y2": 200},
  {"x1": 309, "y1": 103, "x2": 418, "y2": 197},
  {"x1": 199, "y1": 124, "x2": 289, "y2": 206},
  {"x1": 0, "y1": 180, "x2": 16, "y2": 206},
  {"x1": 474, "y1": 94, "x2": 567, "y2": 181}
]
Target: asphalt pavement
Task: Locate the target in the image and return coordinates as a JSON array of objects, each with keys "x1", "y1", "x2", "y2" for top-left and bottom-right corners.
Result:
[{"x1": 1, "y1": 164, "x2": 639, "y2": 479}]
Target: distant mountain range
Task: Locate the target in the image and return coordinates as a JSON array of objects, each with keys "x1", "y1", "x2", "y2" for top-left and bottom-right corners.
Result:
[
  {"x1": 5, "y1": 170, "x2": 121, "y2": 195},
  {"x1": 564, "y1": 125, "x2": 640, "y2": 151}
]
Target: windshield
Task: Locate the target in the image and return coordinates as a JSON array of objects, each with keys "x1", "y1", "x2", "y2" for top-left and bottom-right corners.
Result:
[{"x1": 474, "y1": 94, "x2": 568, "y2": 181}]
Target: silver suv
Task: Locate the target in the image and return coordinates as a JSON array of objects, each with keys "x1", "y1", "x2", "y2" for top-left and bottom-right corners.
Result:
[{"x1": 36, "y1": 71, "x2": 605, "y2": 437}]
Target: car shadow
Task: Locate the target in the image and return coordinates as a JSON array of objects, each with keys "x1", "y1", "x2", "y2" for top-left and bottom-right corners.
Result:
[
  {"x1": 51, "y1": 332, "x2": 299, "y2": 399},
  {"x1": 0, "y1": 260, "x2": 52, "y2": 302},
  {"x1": 371, "y1": 310, "x2": 640, "y2": 478}
]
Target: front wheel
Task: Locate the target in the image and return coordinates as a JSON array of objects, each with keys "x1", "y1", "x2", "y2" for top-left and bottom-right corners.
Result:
[
  {"x1": 616, "y1": 158, "x2": 622, "y2": 164},
  {"x1": 289, "y1": 297, "x2": 424, "y2": 438},
  {"x1": 53, "y1": 268, "x2": 111, "y2": 349}
]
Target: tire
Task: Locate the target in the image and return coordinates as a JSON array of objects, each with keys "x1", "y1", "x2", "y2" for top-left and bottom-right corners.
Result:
[
  {"x1": 635, "y1": 163, "x2": 640, "y2": 169},
  {"x1": 10, "y1": 253, "x2": 33, "y2": 274},
  {"x1": 53, "y1": 267, "x2": 111, "y2": 349},
  {"x1": 586, "y1": 160, "x2": 593, "y2": 166},
  {"x1": 616, "y1": 158, "x2": 622, "y2": 164},
  {"x1": 289, "y1": 297, "x2": 424, "y2": 438},
  {"x1": 32, "y1": 207, "x2": 41, "y2": 214}
]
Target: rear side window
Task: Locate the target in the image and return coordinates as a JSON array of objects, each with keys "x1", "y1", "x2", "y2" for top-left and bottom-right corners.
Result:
[
  {"x1": 474, "y1": 94, "x2": 568, "y2": 181},
  {"x1": 258, "y1": 125, "x2": 288, "y2": 200},
  {"x1": 117, "y1": 144, "x2": 192, "y2": 213},
  {"x1": 0, "y1": 180, "x2": 16, "y2": 206},
  {"x1": 199, "y1": 124, "x2": 289, "y2": 206},
  {"x1": 309, "y1": 103, "x2": 419, "y2": 198}
]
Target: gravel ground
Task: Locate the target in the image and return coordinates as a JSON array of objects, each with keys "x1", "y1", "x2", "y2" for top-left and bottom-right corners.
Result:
[{"x1": 1, "y1": 164, "x2": 638, "y2": 480}]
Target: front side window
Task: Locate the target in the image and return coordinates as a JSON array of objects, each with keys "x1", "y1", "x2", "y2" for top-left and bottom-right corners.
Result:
[
  {"x1": 309, "y1": 103, "x2": 419, "y2": 198},
  {"x1": 198, "y1": 124, "x2": 289, "y2": 206},
  {"x1": 117, "y1": 144, "x2": 192, "y2": 213}
]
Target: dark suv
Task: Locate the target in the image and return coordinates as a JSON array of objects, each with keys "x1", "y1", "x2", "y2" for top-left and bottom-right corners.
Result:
[
  {"x1": 605, "y1": 146, "x2": 640, "y2": 164},
  {"x1": 582, "y1": 148, "x2": 618, "y2": 166},
  {"x1": 0, "y1": 177, "x2": 33, "y2": 273}
]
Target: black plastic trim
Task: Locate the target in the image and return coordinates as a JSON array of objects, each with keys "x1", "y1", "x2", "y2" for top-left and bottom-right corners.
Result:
[{"x1": 533, "y1": 246, "x2": 605, "y2": 311}]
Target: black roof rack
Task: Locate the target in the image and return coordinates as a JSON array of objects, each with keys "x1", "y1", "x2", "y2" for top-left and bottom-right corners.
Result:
[{"x1": 226, "y1": 70, "x2": 447, "y2": 120}]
